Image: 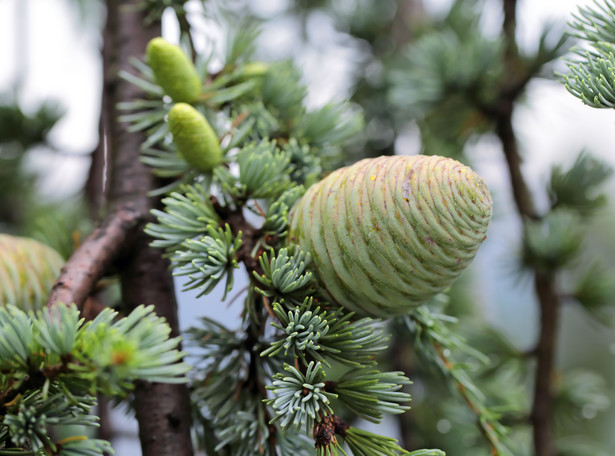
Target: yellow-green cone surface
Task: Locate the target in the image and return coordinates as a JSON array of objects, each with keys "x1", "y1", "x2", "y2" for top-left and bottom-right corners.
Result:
[
  {"x1": 168, "y1": 103, "x2": 222, "y2": 172},
  {"x1": 289, "y1": 155, "x2": 492, "y2": 317},
  {"x1": 146, "y1": 37, "x2": 201, "y2": 103},
  {"x1": 0, "y1": 234, "x2": 64, "y2": 312}
]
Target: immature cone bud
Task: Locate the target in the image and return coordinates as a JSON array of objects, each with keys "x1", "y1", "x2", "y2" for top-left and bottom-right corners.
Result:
[
  {"x1": 288, "y1": 155, "x2": 492, "y2": 317},
  {"x1": 0, "y1": 234, "x2": 64, "y2": 312},
  {"x1": 168, "y1": 103, "x2": 222, "y2": 172},
  {"x1": 146, "y1": 37, "x2": 201, "y2": 103}
]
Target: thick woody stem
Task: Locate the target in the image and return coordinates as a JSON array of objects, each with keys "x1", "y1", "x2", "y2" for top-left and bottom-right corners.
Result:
[
  {"x1": 531, "y1": 272, "x2": 559, "y2": 456},
  {"x1": 49, "y1": 0, "x2": 194, "y2": 454},
  {"x1": 107, "y1": 0, "x2": 194, "y2": 455}
]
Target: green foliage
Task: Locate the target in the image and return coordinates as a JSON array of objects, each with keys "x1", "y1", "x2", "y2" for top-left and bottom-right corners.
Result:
[
  {"x1": 262, "y1": 298, "x2": 388, "y2": 367},
  {"x1": 237, "y1": 140, "x2": 293, "y2": 199},
  {"x1": 0, "y1": 95, "x2": 65, "y2": 232},
  {"x1": 26, "y1": 200, "x2": 92, "y2": 260},
  {"x1": 2, "y1": 390, "x2": 112, "y2": 456},
  {"x1": 563, "y1": 0, "x2": 615, "y2": 107},
  {"x1": 571, "y1": 264, "x2": 615, "y2": 319},
  {"x1": 403, "y1": 304, "x2": 513, "y2": 456},
  {"x1": 267, "y1": 361, "x2": 336, "y2": 431},
  {"x1": 262, "y1": 185, "x2": 305, "y2": 238},
  {"x1": 521, "y1": 210, "x2": 583, "y2": 272},
  {"x1": 146, "y1": 183, "x2": 220, "y2": 253},
  {"x1": 553, "y1": 370, "x2": 611, "y2": 426},
  {"x1": 261, "y1": 61, "x2": 307, "y2": 123},
  {"x1": 297, "y1": 103, "x2": 364, "y2": 149},
  {"x1": 549, "y1": 152, "x2": 614, "y2": 214},
  {"x1": 224, "y1": 18, "x2": 261, "y2": 65},
  {"x1": 0, "y1": 304, "x2": 189, "y2": 455},
  {"x1": 333, "y1": 369, "x2": 411, "y2": 423},
  {"x1": 0, "y1": 95, "x2": 64, "y2": 150},
  {"x1": 342, "y1": 427, "x2": 410, "y2": 456},
  {"x1": 254, "y1": 248, "x2": 315, "y2": 304},
  {"x1": 173, "y1": 224, "x2": 242, "y2": 300},
  {"x1": 389, "y1": 28, "x2": 503, "y2": 117},
  {"x1": 0, "y1": 304, "x2": 189, "y2": 392}
]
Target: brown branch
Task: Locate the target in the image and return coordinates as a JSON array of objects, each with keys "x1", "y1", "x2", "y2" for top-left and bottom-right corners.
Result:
[
  {"x1": 46, "y1": 208, "x2": 140, "y2": 311},
  {"x1": 210, "y1": 196, "x2": 264, "y2": 276},
  {"x1": 502, "y1": 0, "x2": 518, "y2": 63},
  {"x1": 496, "y1": 2, "x2": 559, "y2": 455},
  {"x1": 531, "y1": 271, "x2": 559, "y2": 456},
  {"x1": 391, "y1": 334, "x2": 419, "y2": 450},
  {"x1": 494, "y1": 112, "x2": 537, "y2": 220},
  {"x1": 494, "y1": 67, "x2": 559, "y2": 456},
  {"x1": 104, "y1": 0, "x2": 194, "y2": 455}
]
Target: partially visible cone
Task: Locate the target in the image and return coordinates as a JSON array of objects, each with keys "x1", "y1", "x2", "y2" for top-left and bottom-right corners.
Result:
[
  {"x1": 0, "y1": 234, "x2": 64, "y2": 312},
  {"x1": 146, "y1": 37, "x2": 201, "y2": 103},
  {"x1": 289, "y1": 155, "x2": 492, "y2": 317}
]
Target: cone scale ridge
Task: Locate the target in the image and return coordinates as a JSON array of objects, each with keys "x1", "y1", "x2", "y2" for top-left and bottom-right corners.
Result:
[{"x1": 289, "y1": 155, "x2": 492, "y2": 317}]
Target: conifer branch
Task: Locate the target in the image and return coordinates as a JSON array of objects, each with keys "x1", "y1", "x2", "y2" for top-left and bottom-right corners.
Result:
[
  {"x1": 405, "y1": 309, "x2": 512, "y2": 456},
  {"x1": 45, "y1": 207, "x2": 139, "y2": 312},
  {"x1": 496, "y1": 2, "x2": 559, "y2": 454}
]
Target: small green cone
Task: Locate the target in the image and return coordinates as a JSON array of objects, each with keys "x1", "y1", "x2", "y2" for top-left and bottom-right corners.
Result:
[
  {"x1": 168, "y1": 103, "x2": 223, "y2": 172},
  {"x1": 146, "y1": 37, "x2": 201, "y2": 103},
  {"x1": 240, "y1": 62, "x2": 268, "y2": 79},
  {"x1": 0, "y1": 234, "x2": 65, "y2": 312},
  {"x1": 288, "y1": 155, "x2": 493, "y2": 317}
]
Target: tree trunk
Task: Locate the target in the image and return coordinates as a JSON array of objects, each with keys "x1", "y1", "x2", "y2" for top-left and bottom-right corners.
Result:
[{"x1": 104, "y1": 1, "x2": 194, "y2": 455}]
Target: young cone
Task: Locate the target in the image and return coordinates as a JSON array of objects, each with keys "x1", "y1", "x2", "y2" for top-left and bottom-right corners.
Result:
[
  {"x1": 168, "y1": 103, "x2": 223, "y2": 172},
  {"x1": 0, "y1": 234, "x2": 64, "y2": 312},
  {"x1": 145, "y1": 37, "x2": 201, "y2": 103},
  {"x1": 289, "y1": 155, "x2": 492, "y2": 317}
]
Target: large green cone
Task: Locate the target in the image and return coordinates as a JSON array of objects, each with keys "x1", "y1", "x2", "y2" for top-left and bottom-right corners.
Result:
[
  {"x1": 0, "y1": 234, "x2": 64, "y2": 312},
  {"x1": 288, "y1": 155, "x2": 492, "y2": 317}
]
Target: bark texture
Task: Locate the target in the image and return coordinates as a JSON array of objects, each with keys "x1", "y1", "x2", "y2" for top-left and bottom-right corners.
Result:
[
  {"x1": 107, "y1": 1, "x2": 194, "y2": 455},
  {"x1": 531, "y1": 271, "x2": 559, "y2": 456},
  {"x1": 46, "y1": 208, "x2": 138, "y2": 310},
  {"x1": 49, "y1": 0, "x2": 194, "y2": 454}
]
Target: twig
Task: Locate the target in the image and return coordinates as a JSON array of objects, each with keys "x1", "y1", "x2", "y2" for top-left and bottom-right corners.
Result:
[
  {"x1": 175, "y1": 6, "x2": 197, "y2": 62},
  {"x1": 45, "y1": 208, "x2": 140, "y2": 311},
  {"x1": 432, "y1": 343, "x2": 501, "y2": 456},
  {"x1": 494, "y1": 114, "x2": 537, "y2": 220}
]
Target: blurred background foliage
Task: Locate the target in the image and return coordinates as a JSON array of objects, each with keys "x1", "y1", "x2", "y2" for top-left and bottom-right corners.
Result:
[{"x1": 1, "y1": 0, "x2": 615, "y2": 455}]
